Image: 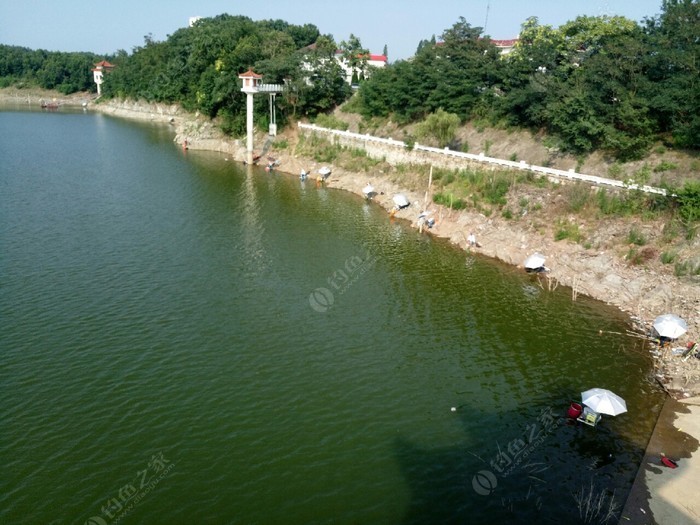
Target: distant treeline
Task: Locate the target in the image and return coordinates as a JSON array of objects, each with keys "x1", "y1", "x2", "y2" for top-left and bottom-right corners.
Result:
[
  {"x1": 0, "y1": 1, "x2": 697, "y2": 160},
  {"x1": 0, "y1": 45, "x2": 102, "y2": 94}
]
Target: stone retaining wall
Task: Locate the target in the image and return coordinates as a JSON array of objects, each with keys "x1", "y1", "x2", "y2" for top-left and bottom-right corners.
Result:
[{"x1": 299, "y1": 123, "x2": 669, "y2": 195}]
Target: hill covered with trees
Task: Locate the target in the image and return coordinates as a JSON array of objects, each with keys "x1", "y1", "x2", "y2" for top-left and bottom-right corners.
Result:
[
  {"x1": 0, "y1": 45, "x2": 101, "y2": 94},
  {"x1": 1, "y1": 1, "x2": 697, "y2": 161},
  {"x1": 356, "y1": 0, "x2": 698, "y2": 161}
]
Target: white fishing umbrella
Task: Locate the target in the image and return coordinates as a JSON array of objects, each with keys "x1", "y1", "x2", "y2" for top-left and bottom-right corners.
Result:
[
  {"x1": 581, "y1": 388, "x2": 627, "y2": 416},
  {"x1": 393, "y1": 194, "x2": 410, "y2": 209},
  {"x1": 318, "y1": 166, "x2": 331, "y2": 177},
  {"x1": 653, "y1": 313, "x2": 688, "y2": 340},
  {"x1": 524, "y1": 252, "x2": 546, "y2": 270}
]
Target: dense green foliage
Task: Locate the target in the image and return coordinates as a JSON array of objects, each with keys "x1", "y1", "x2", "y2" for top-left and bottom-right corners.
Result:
[
  {"x1": 100, "y1": 16, "x2": 350, "y2": 135},
  {"x1": 357, "y1": 1, "x2": 699, "y2": 159},
  {"x1": 0, "y1": 45, "x2": 102, "y2": 93},
  {"x1": 0, "y1": 16, "x2": 351, "y2": 136},
  {"x1": 1, "y1": 2, "x2": 697, "y2": 151}
]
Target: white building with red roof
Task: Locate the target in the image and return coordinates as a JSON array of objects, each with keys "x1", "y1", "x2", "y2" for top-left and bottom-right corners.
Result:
[
  {"x1": 91, "y1": 60, "x2": 115, "y2": 95},
  {"x1": 334, "y1": 51, "x2": 387, "y2": 84},
  {"x1": 490, "y1": 39, "x2": 518, "y2": 55}
]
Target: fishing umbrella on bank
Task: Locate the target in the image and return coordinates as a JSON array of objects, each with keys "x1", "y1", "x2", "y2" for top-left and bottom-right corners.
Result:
[
  {"x1": 524, "y1": 252, "x2": 546, "y2": 270},
  {"x1": 653, "y1": 313, "x2": 688, "y2": 340},
  {"x1": 581, "y1": 388, "x2": 627, "y2": 416},
  {"x1": 393, "y1": 194, "x2": 410, "y2": 209}
]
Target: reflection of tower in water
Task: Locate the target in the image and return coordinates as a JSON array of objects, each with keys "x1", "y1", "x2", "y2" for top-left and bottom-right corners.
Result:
[{"x1": 237, "y1": 167, "x2": 268, "y2": 278}]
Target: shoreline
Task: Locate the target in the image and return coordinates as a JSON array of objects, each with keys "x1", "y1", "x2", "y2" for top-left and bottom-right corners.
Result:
[
  {"x1": 620, "y1": 395, "x2": 700, "y2": 524},
  {"x1": 5, "y1": 92, "x2": 697, "y2": 523}
]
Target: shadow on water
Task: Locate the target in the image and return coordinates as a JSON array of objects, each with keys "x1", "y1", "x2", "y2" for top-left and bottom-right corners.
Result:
[{"x1": 394, "y1": 400, "x2": 649, "y2": 525}]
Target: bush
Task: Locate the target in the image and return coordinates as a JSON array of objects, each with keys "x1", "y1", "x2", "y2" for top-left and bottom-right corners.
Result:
[
  {"x1": 676, "y1": 181, "x2": 700, "y2": 225},
  {"x1": 416, "y1": 108, "x2": 461, "y2": 148}
]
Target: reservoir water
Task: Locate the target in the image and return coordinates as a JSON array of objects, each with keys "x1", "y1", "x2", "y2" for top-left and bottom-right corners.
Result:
[{"x1": 0, "y1": 108, "x2": 664, "y2": 524}]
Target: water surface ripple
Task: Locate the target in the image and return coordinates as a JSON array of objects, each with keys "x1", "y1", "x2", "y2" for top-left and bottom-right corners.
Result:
[{"x1": 0, "y1": 109, "x2": 663, "y2": 524}]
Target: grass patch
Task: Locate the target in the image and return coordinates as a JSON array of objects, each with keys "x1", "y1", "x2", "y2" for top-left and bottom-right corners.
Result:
[
  {"x1": 313, "y1": 113, "x2": 349, "y2": 131},
  {"x1": 433, "y1": 192, "x2": 468, "y2": 209},
  {"x1": 554, "y1": 220, "x2": 583, "y2": 243},
  {"x1": 607, "y1": 162, "x2": 624, "y2": 180},
  {"x1": 660, "y1": 251, "x2": 677, "y2": 264},
  {"x1": 564, "y1": 182, "x2": 592, "y2": 213},
  {"x1": 627, "y1": 226, "x2": 647, "y2": 246},
  {"x1": 653, "y1": 160, "x2": 678, "y2": 172},
  {"x1": 674, "y1": 260, "x2": 700, "y2": 276}
]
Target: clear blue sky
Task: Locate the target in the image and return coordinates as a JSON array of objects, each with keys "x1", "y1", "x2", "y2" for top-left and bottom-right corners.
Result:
[{"x1": 0, "y1": 0, "x2": 664, "y2": 61}]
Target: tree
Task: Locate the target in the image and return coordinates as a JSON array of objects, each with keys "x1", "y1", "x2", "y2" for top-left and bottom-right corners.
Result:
[
  {"x1": 416, "y1": 108, "x2": 461, "y2": 147},
  {"x1": 643, "y1": 0, "x2": 700, "y2": 149},
  {"x1": 339, "y1": 34, "x2": 369, "y2": 82}
]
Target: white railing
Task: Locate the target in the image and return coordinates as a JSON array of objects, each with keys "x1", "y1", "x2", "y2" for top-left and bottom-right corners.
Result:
[{"x1": 298, "y1": 123, "x2": 668, "y2": 196}]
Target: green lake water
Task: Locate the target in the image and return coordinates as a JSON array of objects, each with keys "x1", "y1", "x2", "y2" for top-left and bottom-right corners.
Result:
[{"x1": 0, "y1": 108, "x2": 664, "y2": 524}]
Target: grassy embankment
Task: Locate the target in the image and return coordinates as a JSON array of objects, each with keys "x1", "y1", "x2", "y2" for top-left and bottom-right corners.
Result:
[{"x1": 272, "y1": 111, "x2": 700, "y2": 281}]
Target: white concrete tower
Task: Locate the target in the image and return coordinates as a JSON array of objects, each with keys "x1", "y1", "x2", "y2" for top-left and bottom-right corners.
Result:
[
  {"x1": 239, "y1": 69, "x2": 262, "y2": 165},
  {"x1": 92, "y1": 61, "x2": 114, "y2": 95}
]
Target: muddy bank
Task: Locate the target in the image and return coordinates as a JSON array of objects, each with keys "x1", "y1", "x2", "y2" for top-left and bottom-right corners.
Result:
[{"x1": 87, "y1": 98, "x2": 700, "y2": 399}]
